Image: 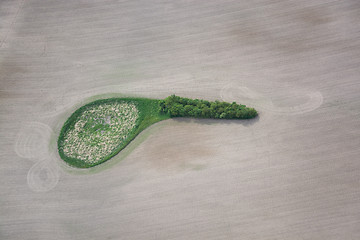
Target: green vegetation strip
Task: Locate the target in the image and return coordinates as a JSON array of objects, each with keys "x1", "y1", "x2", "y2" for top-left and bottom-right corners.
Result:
[
  {"x1": 58, "y1": 96, "x2": 257, "y2": 168},
  {"x1": 160, "y1": 95, "x2": 258, "y2": 119}
]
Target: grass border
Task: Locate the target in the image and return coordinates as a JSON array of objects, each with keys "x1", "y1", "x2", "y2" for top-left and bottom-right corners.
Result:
[
  {"x1": 57, "y1": 97, "x2": 170, "y2": 168},
  {"x1": 58, "y1": 95, "x2": 258, "y2": 169}
]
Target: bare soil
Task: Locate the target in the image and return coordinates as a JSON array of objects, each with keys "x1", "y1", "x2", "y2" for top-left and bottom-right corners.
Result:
[{"x1": 1, "y1": 0, "x2": 360, "y2": 239}]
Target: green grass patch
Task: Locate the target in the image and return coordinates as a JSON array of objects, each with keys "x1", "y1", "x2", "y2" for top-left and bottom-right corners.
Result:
[
  {"x1": 58, "y1": 96, "x2": 257, "y2": 168},
  {"x1": 58, "y1": 98, "x2": 170, "y2": 168}
]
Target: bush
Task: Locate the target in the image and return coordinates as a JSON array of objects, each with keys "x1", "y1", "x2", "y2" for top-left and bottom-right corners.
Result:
[{"x1": 159, "y1": 95, "x2": 257, "y2": 119}]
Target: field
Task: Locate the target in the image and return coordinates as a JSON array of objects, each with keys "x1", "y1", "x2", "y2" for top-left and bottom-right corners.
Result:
[{"x1": 1, "y1": 1, "x2": 360, "y2": 240}]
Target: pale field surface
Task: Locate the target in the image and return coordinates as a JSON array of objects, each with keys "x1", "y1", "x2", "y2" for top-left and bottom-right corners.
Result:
[{"x1": 1, "y1": 0, "x2": 360, "y2": 239}]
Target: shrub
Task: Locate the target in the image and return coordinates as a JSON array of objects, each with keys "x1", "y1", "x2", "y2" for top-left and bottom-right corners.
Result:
[{"x1": 159, "y1": 95, "x2": 257, "y2": 119}]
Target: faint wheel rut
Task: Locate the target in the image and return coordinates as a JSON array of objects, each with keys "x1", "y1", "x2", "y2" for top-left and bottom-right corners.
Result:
[
  {"x1": 220, "y1": 82, "x2": 323, "y2": 115},
  {"x1": 27, "y1": 157, "x2": 59, "y2": 192},
  {"x1": 14, "y1": 122, "x2": 60, "y2": 192},
  {"x1": 14, "y1": 122, "x2": 53, "y2": 160}
]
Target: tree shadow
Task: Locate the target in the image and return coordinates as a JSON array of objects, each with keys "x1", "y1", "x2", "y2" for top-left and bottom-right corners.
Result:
[{"x1": 172, "y1": 114, "x2": 260, "y2": 127}]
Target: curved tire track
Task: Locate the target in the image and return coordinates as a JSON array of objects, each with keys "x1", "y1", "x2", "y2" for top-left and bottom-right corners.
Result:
[
  {"x1": 14, "y1": 121, "x2": 60, "y2": 192},
  {"x1": 27, "y1": 157, "x2": 59, "y2": 193},
  {"x1": 220, "y1": 82, "x2": 323, "y2": 115},
  {"x1": 14, "y1": 122, "x2": 54, "y2": 160}
]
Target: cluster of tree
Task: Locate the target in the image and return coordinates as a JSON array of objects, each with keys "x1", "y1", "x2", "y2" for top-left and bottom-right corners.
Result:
[{"x1": 159, "y1": 95, "x2": 257, "y2": 119}]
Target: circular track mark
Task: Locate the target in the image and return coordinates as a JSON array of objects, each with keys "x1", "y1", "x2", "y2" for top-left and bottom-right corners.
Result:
[
  {"x1": 14, "y1": 122, "x2": 54, "y2": 160},
  {"x1": 27, "y1": 158, "x2": 59, "y2": 192},
  {"x1": 220, "y1": 82, "x2": 323, "y2": 115}
]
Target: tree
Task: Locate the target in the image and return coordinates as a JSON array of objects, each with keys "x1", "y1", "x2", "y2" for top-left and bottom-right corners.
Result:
[
  {"x1": 201, "y1": 107, "x2": 210, "y2": 118},
  {"x1": 184, "y1": 105, "x2": 193, "y2": 116},
  {"x1": 159, "y1": 95, "x2": 257, "y2": 119}
]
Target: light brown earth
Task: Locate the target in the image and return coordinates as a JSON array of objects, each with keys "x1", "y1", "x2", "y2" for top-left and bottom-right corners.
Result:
[{"x1": 1, "y1": 1, "x2": 360, "y2": 239}]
